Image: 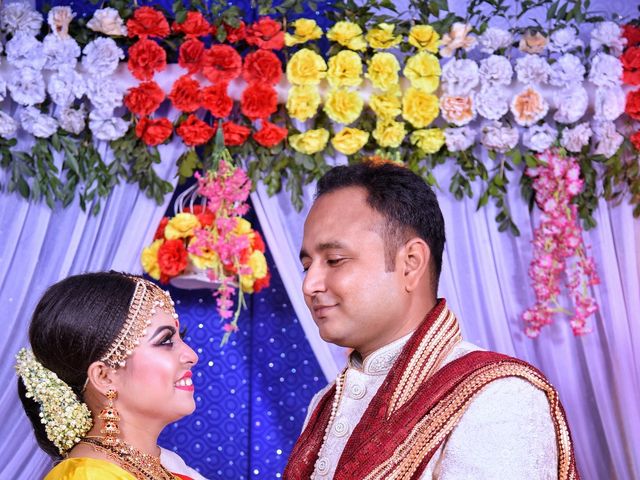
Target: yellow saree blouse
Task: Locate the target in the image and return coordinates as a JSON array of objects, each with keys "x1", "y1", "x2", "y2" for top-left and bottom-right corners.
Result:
[{"x1": 45, "y1": 458, "x2": 138, "y2": 479}]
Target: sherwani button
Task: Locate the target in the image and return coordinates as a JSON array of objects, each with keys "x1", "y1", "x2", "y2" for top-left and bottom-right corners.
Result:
[
  {"x1": 332, "y1": 418, "x2": 349, "y2": 437},
  {"x1": 316, "y1": 457, "x2": 330, "y2": 475},
  {"x1": 350, "y1": 383, "x2": 366, "y2": 399}
]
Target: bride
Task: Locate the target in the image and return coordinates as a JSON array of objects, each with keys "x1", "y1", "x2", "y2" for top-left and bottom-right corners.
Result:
[{"x1": 16, "y1": 272, "x2": 207, "y2": 479}]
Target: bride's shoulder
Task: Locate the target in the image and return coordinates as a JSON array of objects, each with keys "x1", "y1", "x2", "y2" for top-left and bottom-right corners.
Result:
[{"x1": 45, "y1": 457, "x2": 135, "y2": 479}]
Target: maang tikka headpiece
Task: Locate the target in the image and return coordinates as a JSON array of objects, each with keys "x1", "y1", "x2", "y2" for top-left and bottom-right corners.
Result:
[{"x1": 100, "y1": 278, "x2": 178, "y2": 368}]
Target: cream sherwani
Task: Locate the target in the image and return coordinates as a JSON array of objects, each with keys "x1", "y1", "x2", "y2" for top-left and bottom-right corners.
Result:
[{"x1": 304, "y1": 335, "x2": 558, "y2": 479}]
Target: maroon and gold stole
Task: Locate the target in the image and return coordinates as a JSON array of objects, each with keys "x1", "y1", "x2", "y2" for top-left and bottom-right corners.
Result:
[{"x1": 284, "y1": 299, "x2": 579, "y2": 480}]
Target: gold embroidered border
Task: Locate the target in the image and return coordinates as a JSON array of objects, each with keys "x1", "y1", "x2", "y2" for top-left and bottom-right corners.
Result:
[{"x1": 365, "y1": 362, "x2": 576, "y2": 480}]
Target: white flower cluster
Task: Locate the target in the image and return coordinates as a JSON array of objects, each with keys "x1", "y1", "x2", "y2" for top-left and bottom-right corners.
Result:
[
  {"x1": 435, "y1": 21, "x2": 628, "y2": 159},
  {"x1": 0, "y1": 4, "x2": 129, "y2": 141}
]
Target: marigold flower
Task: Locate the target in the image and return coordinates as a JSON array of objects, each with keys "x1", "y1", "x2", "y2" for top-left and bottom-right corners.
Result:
[
  {"x1": 402, "y1": 87, "x2": 439, "y2": 128},
  {"x1": 327, "y1": 21, "x2": 367, "y2": 51},
  {"x1": 286, "y1": 85, "x2": 321, "y2": 121},
  {"x1": 289, "y1": 128, "x2": 330, "y2": 154},
  {"x1": 366, "y1": 52, "x2": 400, "y2": 91},
  {"x1": 327, "y1": 50, "x2": 363, "y2": 88},
  {"x1": 331, "y1": 127, "x2": 369, "y2": 155},
  {"x1": 410, "y1": 128, "x2": 445, "y2": 154},
  {"x1": 408, "y1": 25, "x2": 440, "y2": 52},
  {"x1": 285, "y1": 18, "x2": 323, "y2": 46},
  {"x1": 403, "y1": 52, "x2": 441, "y2": 93},
  {"x1": 366, "y1": 23, "x2": 402, "y2": 49},
  {"x1": 324, "y1": 88, "x2": 364, "y2": 124},
  {"x1": 286, "y1": 48, "x2": 327, "y2": 85},
  {"x1": 372, "y1": 119, "x2": 406, "y2": 148}
]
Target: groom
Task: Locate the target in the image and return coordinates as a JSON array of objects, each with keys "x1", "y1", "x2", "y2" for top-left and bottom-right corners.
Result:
[{"x1": 284, "y1": 161, "x2": 579, "y2": 479}]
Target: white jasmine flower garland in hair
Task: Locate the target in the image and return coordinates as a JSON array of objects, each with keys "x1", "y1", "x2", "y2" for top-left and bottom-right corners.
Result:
[{"x1": 15, "y1": 349, "x2": 92, "y2": 455}]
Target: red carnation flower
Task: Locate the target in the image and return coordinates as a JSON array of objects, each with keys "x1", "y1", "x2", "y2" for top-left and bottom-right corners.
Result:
[
  {"x1": 158, "y1": 239, "x2": 188, "y2": 277},
  {"x1": 224, "y1": 21, "x2": 246, "y2": 43},
  {"x1": 222, "y1": 121, "x2": 251, "y2": 146},
  {"x1": 128, "y1": 38, "x2": 167, "y2": 81},
  {"x1": 253, "y1": 120, "x2": 287, "y2": 148},
  {"x1": 184, "y1": 205, "x2": 215, "y2": 227},
  {"x1": 201, "y1": 44, "x2": 243, "y2": 83},
  {"x1": 622, "y1": 46, "x2": 640, "y2": 85},
  {"x1": 172, "y1": 11, "x2": 210, "y2": 37},
  {"x1": 251, "y1": 231, "x2": 266, "y2": 253},
  {"x1": 135, "y1": 117, "x2": 173, "y2": 146},
  {"x1": 241, "y1": 83, "x2": 278, "y2": 120},
  {"x1": 176, "y1": 114, "x2": 215, "y2": 146},
  {"x1": 253, "y1": 270, "x2": 271, "y2": 293},
  {"x1": 242, "y1": 49, "x2": 282, "y2": 85},
  {"x1": 623, "y1": 24, "x2": 640, "y2": 48},
  {"x1": 169, "y1": 75, "x2": 201, "y2": 112},
  {"x1": 124, "y1": 81, "x2": 165, "y2": 116},
  {"x1": 127, "y1": 6, "x2": 170, "y2": 38},
  {"x1": 201, "y1": 82, "x2": 234, "y2": 118},
  {"x1": 246, "y1": 17, "x2": 284, "y2": 50},
  {"x1": 154, "y1": 217, "x2": 169, "y2": 240},
  {"x1": 631, "y1": 131, "x2": 640, "y2": 151},
  {"x1": 179, "y1": 38, "x2": 205, "y2": 74},
  {"x1": 625, "y1": 89, "x2": 640, "y2": 120}
]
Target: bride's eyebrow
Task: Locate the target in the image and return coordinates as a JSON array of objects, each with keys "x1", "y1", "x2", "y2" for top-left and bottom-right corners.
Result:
[{"x1": 148, "y1": 325, "x2": 176, "y2": 342}]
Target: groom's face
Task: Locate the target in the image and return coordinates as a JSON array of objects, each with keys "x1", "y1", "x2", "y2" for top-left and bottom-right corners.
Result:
[{"x1": 300, "y1": 186, "x2": 407, "y2": 358}]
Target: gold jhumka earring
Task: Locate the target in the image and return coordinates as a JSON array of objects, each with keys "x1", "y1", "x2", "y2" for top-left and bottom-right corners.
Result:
[{"x1": 98, "y1": 388, "x2": 120, "y2": 446}]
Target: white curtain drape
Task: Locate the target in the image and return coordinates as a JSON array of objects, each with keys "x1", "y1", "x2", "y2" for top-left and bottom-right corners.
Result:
[{"x1": 0, "y1": 139, "x2": 183, "y2": 479}]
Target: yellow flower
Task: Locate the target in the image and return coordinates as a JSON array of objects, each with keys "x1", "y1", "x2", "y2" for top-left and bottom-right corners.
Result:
[
  {"x1": 164, "y1": 213, "x2": 200, "y2": 240},
  {"x1": 240, "y1": 251, "x2": 268, "y2": 293},
  {"x1": 285, "y1": 18, "x2": 323, "y2": 46},
  {"x1": 286, "y1": 48, "x2": 327, "y2": 85},
  {"x1": 372, "y1": 120, "x2": 406, "y2": 148},
  {"x1": 324, "y1": 88, "x2": 363, "y2": 124},
  {"x1": 331, "y1": 127, "x2": 369, "y2": 155},
  {"x1": 408, "y1": 25, "x2": 440, "y2": 52},
  {"x1": 233, "y1": 217, "x2": 252, "y2": 235},
  {"x1": 366, "y1": 52, "x2": 400, "y2": 91},
  {"x1": 327, "y1": 50, "x2": 363, "y2": 88},
  {"x1": 402, "y1": 87, "x2": 439, "y2": 128},
  {"x1": 327, "y1": 21, "x2": 367, "y2": 51},
  {"x1": 289, "y1": 128, "x2": 330, "y2": 154},
  {"x1": 411, "y1": 128, "x2": 445, "y2": 154},
  {"x1": 286, "y1": 85, "x2": 321, "y2": 121},
  {"x1": 141, "y1": 239, "x2": 162, "y2": 280},
  {"x1": 188, "y1": 237, "x2": 221, "y2": 270},
  {"x1": 366, "y1": 23, "x2": 402, "y2": 49},
  {"x1": 240, "y1": 274, "x2": 255, "y2": 293},
  {"x1": 369, "y1": 90, "x2": 402, "y2": 120},
  {"x1": 403, "y1": 52, "x2": 441, "y2": 93}
]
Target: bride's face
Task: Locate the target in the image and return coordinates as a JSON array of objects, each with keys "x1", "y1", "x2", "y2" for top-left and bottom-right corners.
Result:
[{"x1": 112, "y1": 309, "x2": 199, "y2": 427}]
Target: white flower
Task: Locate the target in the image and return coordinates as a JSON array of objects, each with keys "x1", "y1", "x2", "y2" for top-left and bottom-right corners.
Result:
[
  {"x1": 43, "y1": 34, "x2": 81, "y2": 71},
  {"x1": 82, "y1": 37, "x2": 124, "y2": 78},
  {"x1": 0, "y1": 2, "x2": 43, "y2": 36},
  {"x1": 590, "y1": 21, "x2": 626, "y2": 56},
  {"x1": 0, "y1": 111, "x2": 18, "y2": 137},
  {"x1": 511, "y1": 86, "x2": 549, "y2": 126},
  {"x1": 560, "y1": 122, "x2": 592, "y2": 152},
  {"x1": 523, "y1": 124, "x2": 557, "y2": 152},
  {"x1": 48, "y1": 70, "x2": 86, "y2": 107},
  {"x1": 440, "y1": 22, "x2": 476, "y2": 58},
  {"x1": 444, "y1": 127, "x2": 475, "y2": 152},
  {"x1": 591, "y1": 121, "x2": 623, "y2": 158},
  {"x1": 89, "y1": 110, "x2": 129, "y2": 141},
  {"x1": 475, "y1": 85, "x2": 509, "y2": 120},
  {"x1": 588, "y1": 53, "x2": 622, "y2": 87},
  {"x1": 47, "y1": 6, "x2": 75, "y2": 38},
  {"x1": 86, "y1": 78, "x2": 124, "y2": 114},
  {"x1": 5, "y1": 32, "x2": 46, "y2": 71},
  {"x1": 57, "y1": 105, "x2": 86, "y2": 135},
  {"x1": 86, "y1": 8, "x2": 127, "y2": 36},
  {"x1": 481, "y1": 121, "x2": 519, "y2": 153},
  {"x1": 442, "y1": 58, "x2": 479, "y2": 95},
  {"x1": 553, "y1": 86, "x2": 588, "y2": 124},
  {"x1": 515, "y1": 54, "x2": 551, "y2": 84},
  {"x1": 549, "y1": 27, "x2": 583, "y2": 53},
  {"x1": 594, "y1": 86, "x2": 625, "y2": 121},
  {"x1": 8, "y1": 68, "x2": 46, "y2": 106},
  {"x1": 20, "y1": 107, "x2": 58, "y2": 138},
  {"x1": 0, "y1": 79, "x2": 6, "y2": 102},
  {"x1": 478, "y1": 55, "x2": 513, "y2": 86},
  {"x1": 478, "y1": 27, "x2": 513, "y2": 54},
  {"x1": 549, "y1": 53, "x2": 585, "y2": 87}
]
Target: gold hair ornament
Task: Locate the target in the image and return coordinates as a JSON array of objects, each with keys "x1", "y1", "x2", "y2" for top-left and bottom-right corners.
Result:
[
  {"x1": 100, "y1": 278, "x2": 178, "y2": 369},
  {"x1": 15, "y1": 348, "x2": 93, "y2": 455}
]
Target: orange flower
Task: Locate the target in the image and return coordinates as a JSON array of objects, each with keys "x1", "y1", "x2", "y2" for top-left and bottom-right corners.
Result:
[
  {"x1": 511, "y1": 87, "x2": 548, "y2": 126},
  {"x1": 440, "y1": 95, "x2": 475, "y2": 126}
]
